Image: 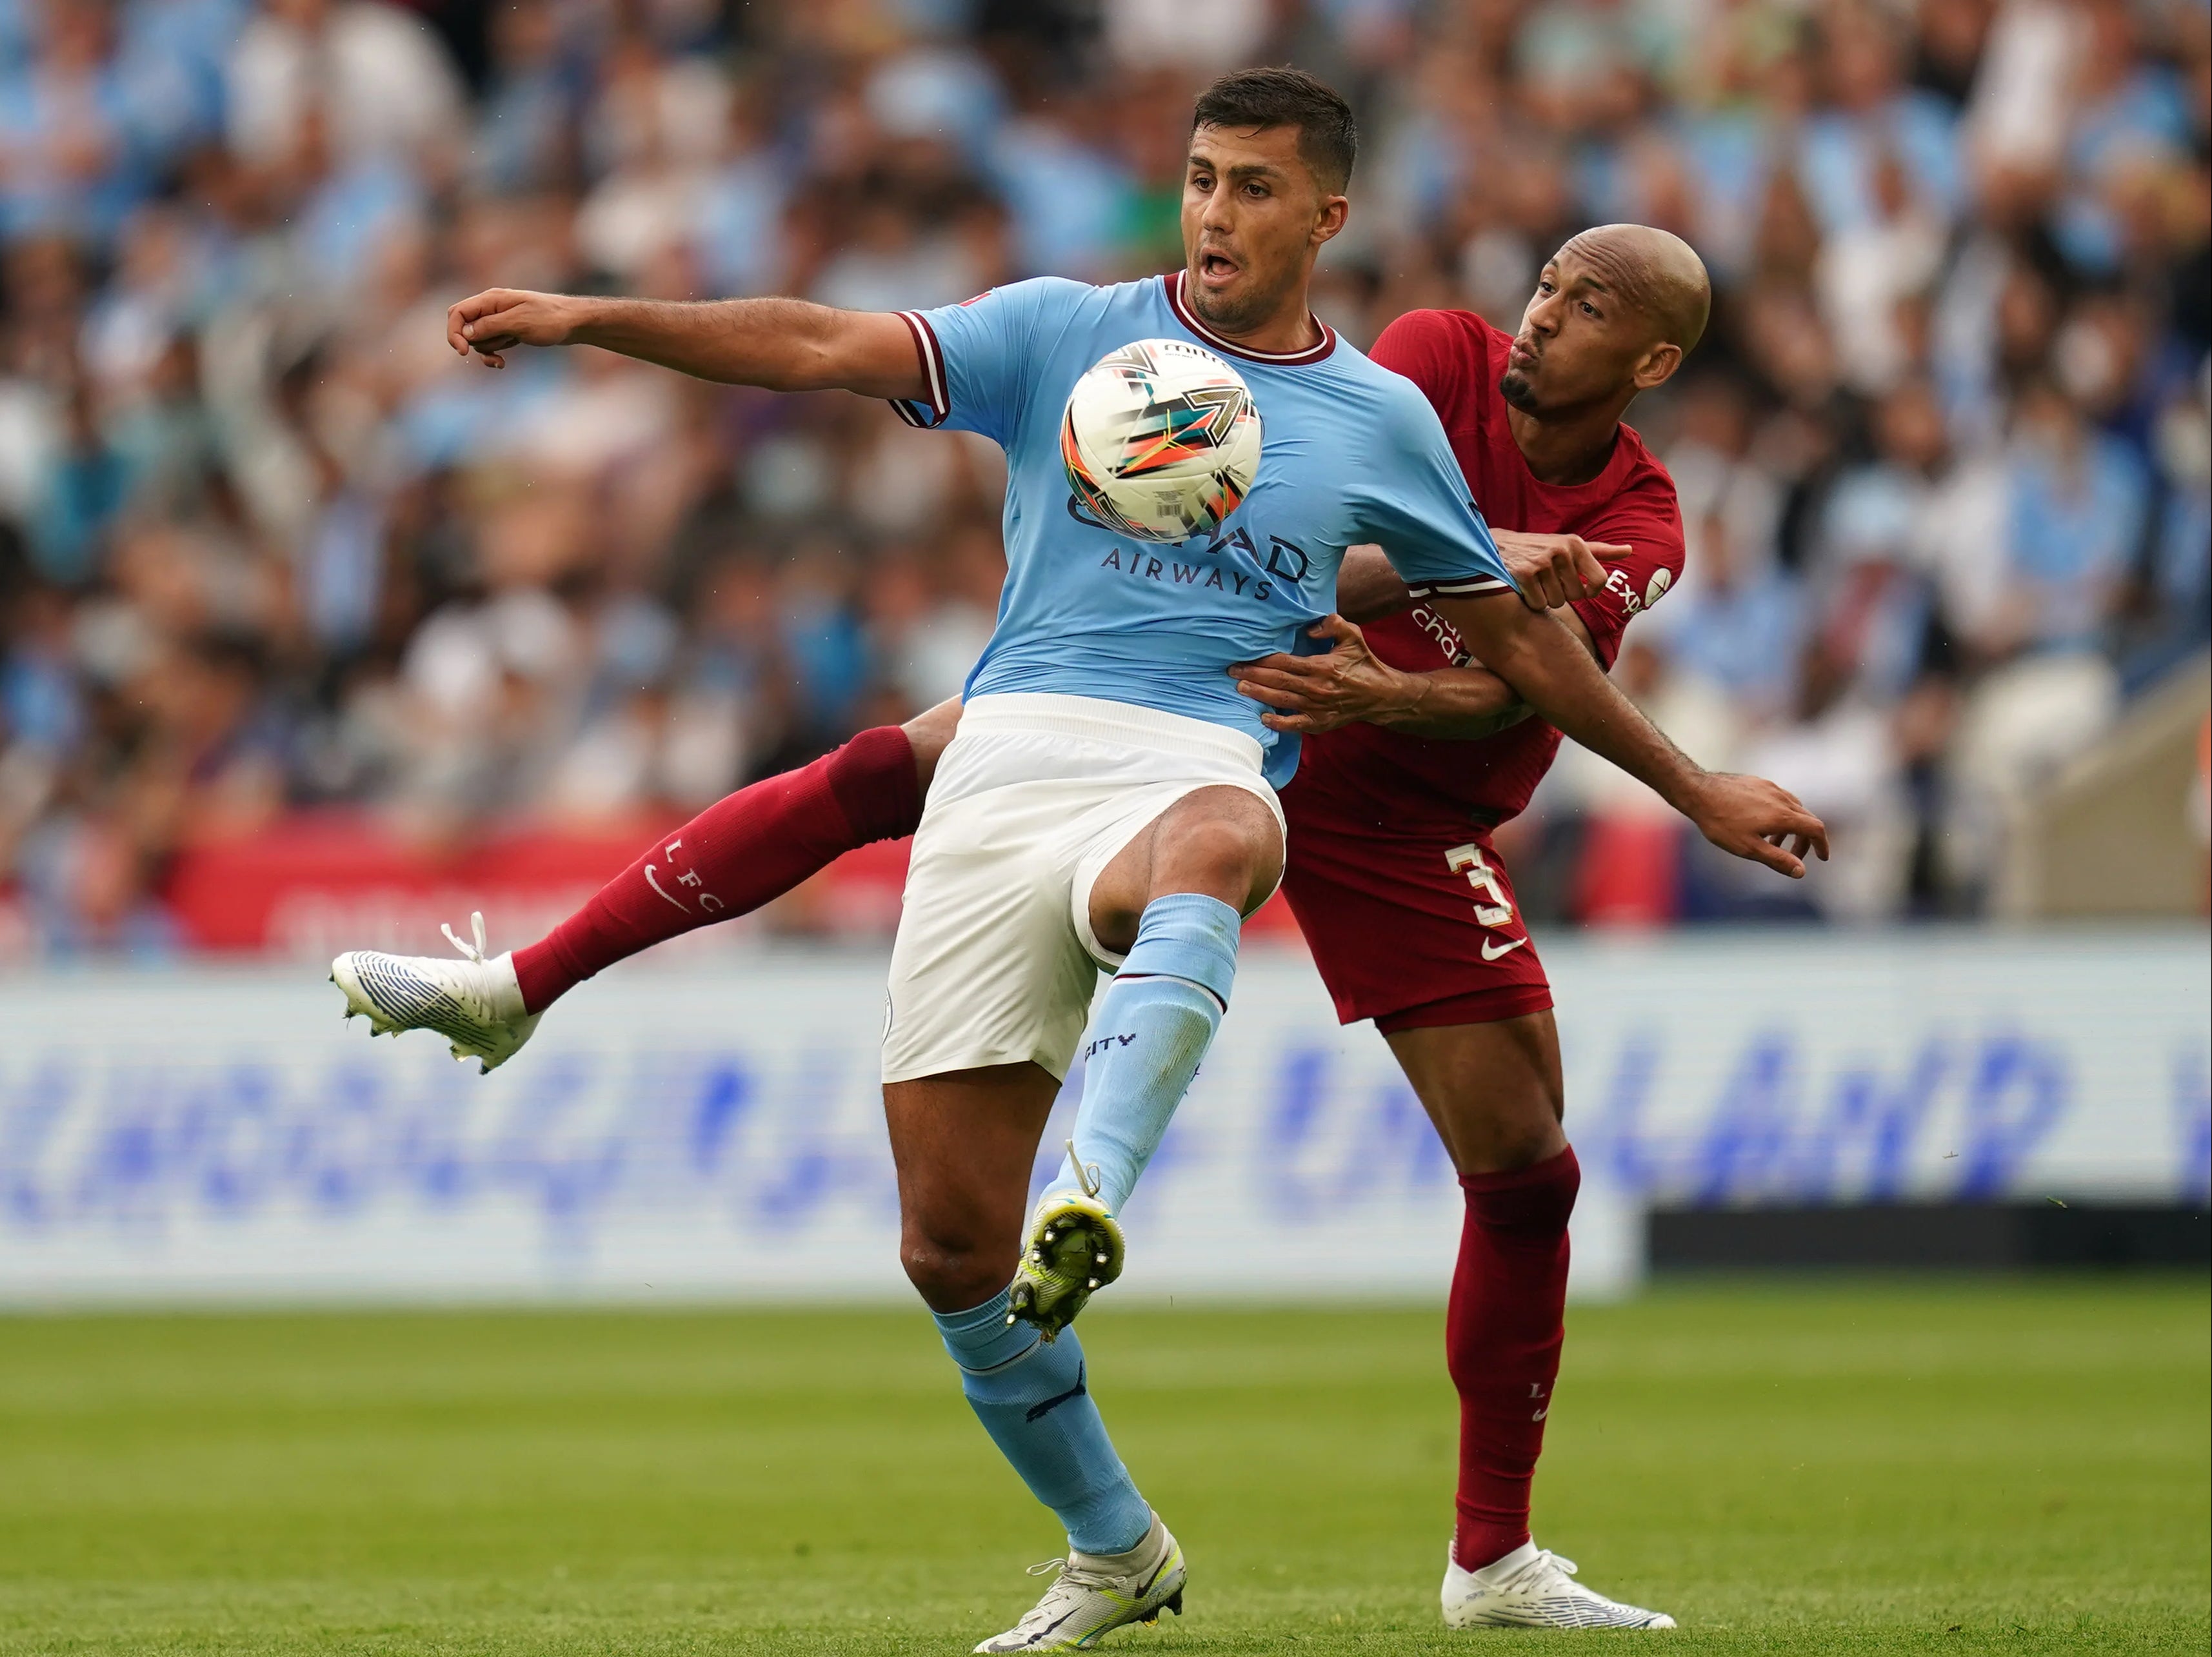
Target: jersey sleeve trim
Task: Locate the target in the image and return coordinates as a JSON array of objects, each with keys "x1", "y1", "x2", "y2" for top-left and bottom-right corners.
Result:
[
  {"x1": 886, "y1": 310, "x2": 950, "y2": 429},
  {"x1": 1404, "y1": 573, "x2": 1513, "y2": 599}
]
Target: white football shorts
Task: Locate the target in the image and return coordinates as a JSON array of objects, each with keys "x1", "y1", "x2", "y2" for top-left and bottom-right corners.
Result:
[{"x1": 881, "y1": 691, "x2": 1286, "y2": 1085}]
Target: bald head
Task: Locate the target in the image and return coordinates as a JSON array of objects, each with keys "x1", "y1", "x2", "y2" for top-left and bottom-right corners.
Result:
[
  {"x1": 1501, "y1": 222, "x2": 1711, "y2": 424},
  {"x1": 1557, "y1": 223, "x2": 1711, "y2": 356}
]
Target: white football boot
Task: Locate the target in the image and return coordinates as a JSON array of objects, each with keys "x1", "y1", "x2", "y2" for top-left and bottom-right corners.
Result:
[
  {"x1": 1442, "y1": 1540, "x2": 1677, "y2": 1629},
  {"x1": 974, "y1": 1511, "x2": 1185, "y2": 1653},
  {"x1": 330, "y1": 912, "x2": 541, "y2": 1075},
  {"x1": 1006, "y1": 1143, "x2": 1125, "y2": 1341}
]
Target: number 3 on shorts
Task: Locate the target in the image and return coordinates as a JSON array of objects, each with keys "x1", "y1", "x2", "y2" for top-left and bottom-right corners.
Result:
[{"x1": 1445, "y1": 842, "x2": 1515, "y2": 929}]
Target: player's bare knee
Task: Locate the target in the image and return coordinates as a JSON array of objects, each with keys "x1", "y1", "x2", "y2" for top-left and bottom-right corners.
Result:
[
  {"x1": 899, "y1": 1244, "x2": 1002, "y2": 1313},
  {"x1": 1466, "y1": 1068, "x2": 1566, "y2": 1166},
  {"x1": 898, "y1": 1222, "x2": 1003, "y2": 1311},
  {"x1": 1488, "y1": 1113, "x2": 1568, "y2": 1172},
  {"x1": 1151, "y1": 791, "x2": 1283, "y2": 913},
  {"x1": 1155, "y1": 820, "x2": 1251, "y2": 895}
]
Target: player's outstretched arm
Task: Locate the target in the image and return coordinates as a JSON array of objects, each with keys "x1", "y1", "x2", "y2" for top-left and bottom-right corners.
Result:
[
  {"x1": 1430, "y1": 590, "x2": 1830, "y2": 878},
  {"x1": 444, "y1": 289, "x2": 928, "y2": 399}
]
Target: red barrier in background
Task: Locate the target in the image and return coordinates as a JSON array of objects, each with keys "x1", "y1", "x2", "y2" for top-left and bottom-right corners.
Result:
[
  {"x1": 163, "y1": 813, "x2": 675, "y2": 959},
  {"x1": 161, "y1": 813, "x2": 1305, "y2": 960}
]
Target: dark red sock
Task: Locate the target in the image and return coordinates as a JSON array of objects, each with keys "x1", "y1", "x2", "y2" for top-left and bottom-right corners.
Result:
[
  {"x1": 1448, "y1": 1144, "x2": 1580, "y2": 1573},
  {"x1": 510, "y1": 726, "x2": 922, "y2": 1012}
]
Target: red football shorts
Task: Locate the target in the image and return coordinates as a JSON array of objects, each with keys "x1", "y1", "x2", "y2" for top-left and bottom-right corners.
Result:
[{"x1": 1278, "y1": 763, "x2": 1553, "y2": 1034}]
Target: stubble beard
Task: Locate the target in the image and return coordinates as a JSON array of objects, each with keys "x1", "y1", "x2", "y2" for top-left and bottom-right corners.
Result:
[
  {"x1": 1499, "y1": 368, "x2": 1540, "y2": 413},
  {"x1": 1186, "y1": 261, "x2": 1287, "y2": 339}
]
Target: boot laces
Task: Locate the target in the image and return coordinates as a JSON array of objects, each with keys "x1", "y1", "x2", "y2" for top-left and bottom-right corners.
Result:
[
  {"x1": 428, "y1": 911, "x2": 504, "y2": 1026},
  {"x1": 1009, "y1": 1556, "x2": 1117, "y2": 1632},
  {"x1": 441, "y1": 911, "x2": 490, "y2": 964},
  {"x1": 1495, "y1": 1549, "x2": 1579, "y2": 1593},
  {"x1": 1063, "y1": 1139, "x2": 1102, "y2": 1202}
]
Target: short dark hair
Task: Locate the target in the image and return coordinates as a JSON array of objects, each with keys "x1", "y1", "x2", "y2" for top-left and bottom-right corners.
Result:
[{"x1": 1191, "y1": 67, "x2": 1357, "y2": 194}]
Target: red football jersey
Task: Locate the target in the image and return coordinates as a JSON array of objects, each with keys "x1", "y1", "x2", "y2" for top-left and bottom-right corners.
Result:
[{"x1": 1300, "y1": 308, "x2": 1687, "y2": 826}]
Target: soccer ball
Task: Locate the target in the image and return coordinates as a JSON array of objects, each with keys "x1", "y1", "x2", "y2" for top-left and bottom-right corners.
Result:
[{"x1": 1061, "y1": 339, "x2": 1262, "y2": 543}]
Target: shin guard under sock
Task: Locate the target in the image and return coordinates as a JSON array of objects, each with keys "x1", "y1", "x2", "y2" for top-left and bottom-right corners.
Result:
[
  {"x1": 1448, "y1": 1144, "x2": 1580, "y2": 1571},
  {"x1": 934, "y1": 1289, "x2": 1151, "y2": 1554},
  {"x1": 1059, "y1": 892, "x2": 1240, "y2": 1212}
]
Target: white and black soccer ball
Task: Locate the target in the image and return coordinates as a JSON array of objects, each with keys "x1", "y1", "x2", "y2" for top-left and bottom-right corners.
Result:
[{"x1": 1060, "y1": 339, "x2": 1262, "y2": 544}]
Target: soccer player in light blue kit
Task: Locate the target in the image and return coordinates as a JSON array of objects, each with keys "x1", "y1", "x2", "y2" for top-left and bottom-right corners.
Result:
[{"x1": 433, "y1": 68, "x2": 1822, "y2": 1652}]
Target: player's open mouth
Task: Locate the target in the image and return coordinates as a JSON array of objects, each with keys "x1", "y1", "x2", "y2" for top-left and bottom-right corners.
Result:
[{"x1": 1199, "y1": 252, "x2": 1240, "y2": 283}]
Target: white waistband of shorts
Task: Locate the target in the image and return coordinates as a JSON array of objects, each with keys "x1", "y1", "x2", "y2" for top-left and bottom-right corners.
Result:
[{"x1": 959, "y1": 693, "x2": 1264, "y2": 773}]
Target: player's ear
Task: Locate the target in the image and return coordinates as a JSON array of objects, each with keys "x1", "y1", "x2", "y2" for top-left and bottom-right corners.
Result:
[
  {"x1": 1312, "y1": 193, "x2": 1349, "y2": 246},
  {"x1": 1632, "y1": 341, "x2": 1682, "y2": 392}
]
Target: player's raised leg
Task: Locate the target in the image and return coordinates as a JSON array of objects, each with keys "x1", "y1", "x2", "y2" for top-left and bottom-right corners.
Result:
[
  {"x1": 1388, "y1": 1013, "x2": 1674, "y2": 1630},
  {"x1": 887, "y1": 1064, "x2": 1185, "y2": 1652},
  {"x1": 1012, "y1": 786, "x2": 1284, "y2": 1337},
  {"x1": 328, "y1": 702, "x2": 957, "y2": 1071}
]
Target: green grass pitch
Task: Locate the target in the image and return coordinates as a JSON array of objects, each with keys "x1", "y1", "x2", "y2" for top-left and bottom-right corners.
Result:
[{"x1": 0, "y1": 1280, "x2": 2204, "y2": 1655}]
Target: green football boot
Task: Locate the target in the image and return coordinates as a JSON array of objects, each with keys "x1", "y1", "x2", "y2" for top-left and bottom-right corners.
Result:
[{"x1": 1006, "y1": 1143, "x2": 1125, "y2": 1340}]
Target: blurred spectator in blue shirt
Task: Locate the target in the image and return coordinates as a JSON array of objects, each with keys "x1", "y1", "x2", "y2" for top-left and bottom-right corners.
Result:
[
  {"x1": 2003, "y1": 377, "x2": 2148, "y2": 656},
  {"x1": 1653, "y1": 510, "x2": 1808, "y2": 725},
  {"x1": 0, "y1": 1, "x2": 155, "y2": 248},
  {"x1": 470, "y1": 0, "x2": 583, "y2": 194}
]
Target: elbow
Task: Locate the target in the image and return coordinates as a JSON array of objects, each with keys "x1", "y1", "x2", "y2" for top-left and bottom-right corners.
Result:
[
  {"x1": 786, "y1": 337, "x2": 848, "y2": 393},
  {"x1": 1342, "y1": 590, "x2": 1409, "y2": 625},
  {"x1": 746, "y1": 315, "x2": 844, "y2": 392},
  {"x1": 1430, "y1": 591, "x2": 1537, "y2": 679}
]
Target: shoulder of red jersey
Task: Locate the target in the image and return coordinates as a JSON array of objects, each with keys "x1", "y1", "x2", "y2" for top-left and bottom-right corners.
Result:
[
  {"x1": 1566, "y1": 432, "x2": 1688, "y2": 666},
  {"x1": 1611, "y1": 419, "x2": 1675, "y2": 492},
  {"x1": 1565, "y1": 421, "x2": 1683, "y2": 544},
  {"x1": 1368, "y1": 309, "x2": 1506, "y2": 419}
]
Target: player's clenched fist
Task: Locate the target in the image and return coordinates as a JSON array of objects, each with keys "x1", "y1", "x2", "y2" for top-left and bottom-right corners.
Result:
[
  {"x1": 1682, "y1": 773, "x2": 1829, "y2": 878},
  {"x1": 446, "y1": 288, "x2": 588, "y2": 368}
]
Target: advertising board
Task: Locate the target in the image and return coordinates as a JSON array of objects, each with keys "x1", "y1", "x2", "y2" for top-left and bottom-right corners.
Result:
[{"x1": 1, "y1": 932, "x2": 2202, "y2": 1304}]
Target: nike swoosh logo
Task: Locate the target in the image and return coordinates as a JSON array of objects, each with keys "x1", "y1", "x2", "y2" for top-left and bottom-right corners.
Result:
[
  {"x1": 643, "y1": 864, "x2": 691, "y2": 915},
  {"x1": 1482, "y1": 935, "x2": 1529, "y2": 961}
]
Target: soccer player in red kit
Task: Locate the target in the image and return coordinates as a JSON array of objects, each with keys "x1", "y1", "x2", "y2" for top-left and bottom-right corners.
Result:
[
  {"x1": 1226, "y1": 223, "x2": 1711, "y2": 1627},
  {"x1": 335, "y1": 223, "x2": 1813, "y2": 1632}
]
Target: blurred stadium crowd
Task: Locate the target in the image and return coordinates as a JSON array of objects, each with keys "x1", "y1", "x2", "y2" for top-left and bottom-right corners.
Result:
[{"x1": 0, "y1": 0, "x2": 2205, "y2": 954}]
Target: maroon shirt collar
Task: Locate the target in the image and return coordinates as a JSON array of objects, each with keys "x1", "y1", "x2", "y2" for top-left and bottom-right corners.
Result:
[{"x1": 1163, "y1": 270, "x2": 1336, "y2": 365}]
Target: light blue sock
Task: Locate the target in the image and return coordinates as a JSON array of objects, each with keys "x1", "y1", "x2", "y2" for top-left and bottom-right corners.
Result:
[
  {"x1": 933, "y1": 1289, "x2": 1152, "y2": 1555},
  {"x1": 1059, "y1": 891, "x2": 1240, "y2": 1212}
]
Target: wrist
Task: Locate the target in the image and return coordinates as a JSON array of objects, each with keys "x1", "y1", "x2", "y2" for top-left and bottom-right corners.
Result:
[
  {"x1": 1372, "y1": 668, "x2": 1433, "y2": 728},
  {"x1": 1664, "y1": 764, "x2": 1714, "y2": 817},
  {"x1": 559, "y1": 294, "x2": 607, "y2": 347}
]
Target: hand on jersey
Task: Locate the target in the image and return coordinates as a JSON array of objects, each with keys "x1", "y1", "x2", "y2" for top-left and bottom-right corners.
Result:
[
  {"x1": 1492, "y1": 531, "x2": 1633, "y2": 611},
  {"x1": 1685, "y1": 773, "x2": 1831, "y2": 879},
  {"x1": 1231, "y1": 615, "x2": 1528, "y2": 739},
  {"x1": 1231, "y1": 615, "x2": 1423, "y2": 733}
]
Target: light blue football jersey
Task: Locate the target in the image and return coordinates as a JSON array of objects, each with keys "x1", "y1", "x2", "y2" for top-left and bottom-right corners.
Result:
[{"x1": 890, "y1": 271, "x2": 1511, "y2": 788}]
